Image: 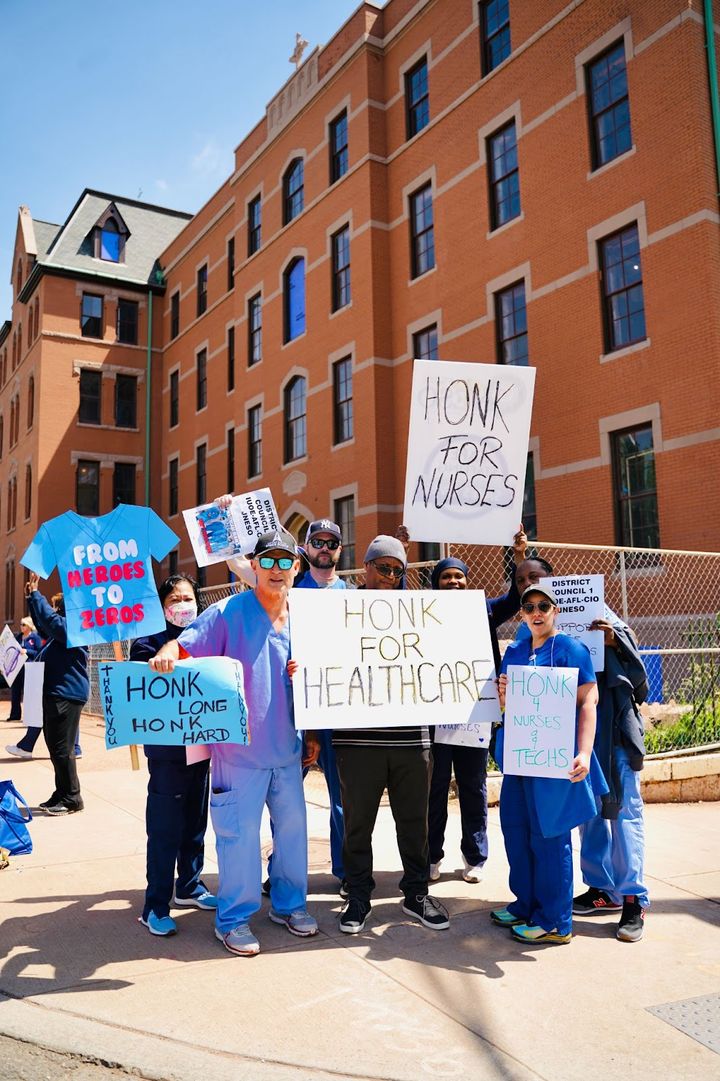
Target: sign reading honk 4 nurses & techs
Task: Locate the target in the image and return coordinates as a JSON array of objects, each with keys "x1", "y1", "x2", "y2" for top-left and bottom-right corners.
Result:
[{"x1": 503, "y1": 664, "x2": 578, "y2": 780}]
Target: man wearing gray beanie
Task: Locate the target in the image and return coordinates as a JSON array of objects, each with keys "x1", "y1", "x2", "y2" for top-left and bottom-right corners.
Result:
[{"x1": 332, "y1": 535, "x2": 450, "y2": 934}]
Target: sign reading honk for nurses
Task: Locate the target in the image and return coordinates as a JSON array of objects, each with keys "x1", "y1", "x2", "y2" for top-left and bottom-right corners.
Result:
[{"x1": 502, "y1": 664, "x2": 578, "y2": 780}]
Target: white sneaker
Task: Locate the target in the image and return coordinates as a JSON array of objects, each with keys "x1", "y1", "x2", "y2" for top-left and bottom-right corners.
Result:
[
  {"x1": 5, "y1": 745, "x2": 32, "y2": 759},
  {"x1": 429, "y1": 861, "x2": 442, "y2": 881},
  {"x1": 462, "y1": 862, "x2": 483, "y2": 883}
]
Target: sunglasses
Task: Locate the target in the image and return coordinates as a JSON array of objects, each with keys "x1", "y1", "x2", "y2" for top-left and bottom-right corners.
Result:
[
  {"x1": 258, "y1": 556, "x2": 295, "y2": 571},
  {"x1": 371, "y1": 561, "x2": 404, "y2": 580},
  {"x1": 308, "y1": 537, "x2": 340, "y2": 550},
  {"x1": 521, "y1": 600, "x2": 554, "y2": 614}
]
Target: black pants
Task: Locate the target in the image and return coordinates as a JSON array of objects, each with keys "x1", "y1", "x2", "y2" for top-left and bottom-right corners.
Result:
[
  {"x1": 144, "y1": 758, "x2": 210, "y2": 920},
  {"x1": 43, "y1": 696, "x2": 83, "y2": 810},
  {"x1": 428, "y1": 743, "x2": 489, "y2": 867},
  {"x1": 334, "y1": 744, "x2": 431, "y2": 904}
]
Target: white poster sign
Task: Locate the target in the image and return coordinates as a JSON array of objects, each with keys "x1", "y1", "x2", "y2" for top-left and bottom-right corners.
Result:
[
  {"x1": 290, "y1": 590, "x2": 501, "y2": 731},
  {"x1": 540, "y1": 575, "x2": 605, "y2": 672},
  {"x1": 0, "y1": 625, "x2": 26, "y2": 687},
  {"x1": 182, "y1": 488, "x2": 280, "y2": 567},
  {"x1": 23, "y1": 662, "x2": 45, "y2": 728},
  {"x1": 502, "y1": 664, "x2": 578, "y2": 779},
  {"x1": 434, "y1": 721, "x2": 491, "y2": 749},
  {"x1": 402, "y1": 359, "x2": 536, "y2": 546}
]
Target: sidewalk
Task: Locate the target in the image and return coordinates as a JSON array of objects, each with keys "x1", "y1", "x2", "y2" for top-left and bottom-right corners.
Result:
[{"x1": 1, "y1": 706, "x2": 718, "y2": 1081}]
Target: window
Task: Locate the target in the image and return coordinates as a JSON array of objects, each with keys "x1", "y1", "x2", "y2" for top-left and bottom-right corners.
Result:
[
  {"x1": 488, "y1": 121, "x2": 520, "y2": 229},
  {"x1": 480, "y1": 0, "x2": 511, "y2": 75},
  {"x1": 26, "y1": 376, "x2": 34, "y2": 429},
  {"x1": 7, "y1": 477, "x2": 16, "y2": 531},
  {"x1": 196, "y1": 264, "x2": 208, "y2": 317},
  {"x1": 100, "y1": 218, "x2": 121, "y2": 262},
  {"x1": 24, "y1": 463, "x2": 32, "y2": 520},
  {"x1": 168, "y1": 549, "x2": 179, "y2": 576},
  {"x1": 523, "y1": 452, "x2": 537, "y2": 539},
  {"x1": 612, "y1": 426, "x2": 659, "y2": 548},
  {"x1": 248, "y1": 405, "x2": 262, "y2": 477},
  {"x1": 405, "y1": 57, "x2": 430, "y2": 138},
  {"x1": 248, "y1": 195, "x2": 262, "y2": 255},
  {"x1": 5, "y1": 561, "x2": 15, "y2": 622},
  {"x1": 117, "y1": 298, "x2": 139, "y2": 344},
  {"x1": 227, "y1": 427, "x2": 235, "y2": 492},
  {"x1": 284, "y1": 376, "x2": 307, "y2": 462},
  {"x1": 79, "y1": 370, "x2": 102, "y2": 425},
  {"x1": 227, "y1": 326, "x2": 235, "y2": 391},
  {"x1": 197, "y1": 565, "x2": 207, "y2": 588},
  {"x1": 329, "y1": 110, "x2": 349, "y2": 183},
  {"x1": 115, "y1": 374, "x2": 137, "y2": 428},
  {"x1": 283, "y1": 159, "x2": 304, "y2": 225},
  {"x1": 196, "y1": 443, "x2": 207, "y2": 504},
  {"x1": 587, "y1": 41, "x2": 632, "y2": 170},
  {"x1": 170, "y1": 292, "x2": 180, "y2": 339},
  {"x1": 331, "y1": 226, "x2": 351, "y2": 311},
  {"x1": 76, "y1": 460, "x2": 99, "y2": 516},
  {"x1": 0, "y1": 415, "x2": 3, "y2": 458},
  {"x1": 409, "y1": 183, "x2": 435, "y2": 278},
  {"x1": 227, "y1": 237, "x2": 235, "y2": 291},
  {"x1": 9, "y1": 396, "x2": 18, "y2": 447},
  {"x1": 81, "y1": 293, "x2": 103, "y2": 338},
  {"x1": 169, "y1": 370, "x2": 179, "y2": 428},
  {"x1": 248, "y1": 294, "x2": 262, "y2": 365},
  {"x1": 599, "y1": 224, "x2": 646, "y2": 352},
  {"x1": 196, "y1": 348, "x2": 207, "y2": 410},
  {"x1": 113, "y1": 462, "x2": 136, "y2": 506},
  {"x1": 413, "y1": 324, "x2": 439, "y2": 360},
  {"x1": 495, "y1": 281, "x2": 528, "y2": 365},
  {"x1": 333, "y1": 357, "x2": 353, "y2": 444},
  {"x1": 334, "y1": 495, "x2": 355, "y2": 569},
  {"x1": 283, "y1": 259, "x2": 306, "y2": 343},
  {"x1": 169, "y1": 457, "x2": 179, "y2": 516}
]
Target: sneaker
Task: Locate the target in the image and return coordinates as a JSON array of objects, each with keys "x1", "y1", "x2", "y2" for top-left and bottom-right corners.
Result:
[
  {"x1": 339, "y1": 898, "x2": 371, "y2": 934},
  {"x1": 39, "y1": 795, "x2": 59, "y2": 809},
  {"x1": 572, "y1": 887, "x2": 622, "y2": 915},
  {"x1": 462, "y1": 861, "x2": 483, "y2": 883},
  {"x1": 511, "y1": 923, "x2": 572, "y2": 945},
  {"x1": 490, "y1": 907, "x2": 524, "y2": 927},
  {"x1": 616, "y1": 896, "x2": 645, "y2": 942},
  {"x1": 338, "y1": 879, "x2": 349, "y2": 900},
  {"x1": 268, "y1": 908, "x2": 318, "y2": 937},
  {"x1": 429, "y1": 861, "x2": 442, "y2": 881},
  {"x1": 5, "y1": 745, "x2": 32, "y2": 759},
  {"x1": 261, "y1": 877, "x2": 271, "y2": 897},
  {"x1": 44, "y1": 802, "x2": 83, "y2": 816},
  {"x1": 174, "y1": 890, "x2": 217, "y2": 910},
  {"x1": 402, "y1": 894, "x2": 450, "y2": 930},
  {"x1": 215, "y1": 925, "x2": 260, "y2": 956},
  {"x1": 140, "y1": 911, "x2": 177, "y2": 937}
]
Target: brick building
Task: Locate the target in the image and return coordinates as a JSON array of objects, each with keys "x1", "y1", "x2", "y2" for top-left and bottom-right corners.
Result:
[{"x1": 3, "y1": 0, "x2": 720, "y2": 612}]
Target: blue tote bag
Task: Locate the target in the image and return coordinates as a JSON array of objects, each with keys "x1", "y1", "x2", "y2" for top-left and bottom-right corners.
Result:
[{"x1": 0, "y1": 779, "x2": 33, "y2": 855}]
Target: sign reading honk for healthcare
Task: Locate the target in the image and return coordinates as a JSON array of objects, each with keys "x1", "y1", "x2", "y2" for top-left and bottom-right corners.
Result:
[{"x1": 502, "y1": 665, "x2": 578, "y2": 780}]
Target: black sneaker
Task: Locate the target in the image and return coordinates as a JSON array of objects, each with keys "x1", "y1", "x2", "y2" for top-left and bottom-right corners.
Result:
[
  {"x1": 339, "y1": 898, "x2": 371, "y2": 934},
  {"x1": 616, "y1": 896, "x2": 645, "y2": 942},
  {"x1": 39, "y1": 795, "x2": 60, "y2": 809},
  {"x1": 572, "y1": 887, "x2": 622, "y2": 915},
  {"x1": 45, "y1": 802, "x2": 83, "y2": 816},
  {"x1": 338, "y1": 879, "x2": 349, "y2": 900},
  {"x1": 402, "y1": 894, "x2": 450, "y2": 930},
  {"x1": 261, "y1": 878, "x2": 271, "y2": 897}
]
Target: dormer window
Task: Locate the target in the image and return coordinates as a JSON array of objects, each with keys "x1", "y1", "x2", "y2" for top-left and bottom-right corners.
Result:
[
  {"x1": 101, "y1": 218, "x2": 121, "y2": 261},
  {"x1": 91, "y1": 204, "x2": 129, "y2": 263}
]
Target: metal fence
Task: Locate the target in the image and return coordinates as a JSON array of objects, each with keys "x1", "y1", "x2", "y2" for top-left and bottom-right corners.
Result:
[{"x1": 86, "y1": 541, "x2": 720, "y2": 757}]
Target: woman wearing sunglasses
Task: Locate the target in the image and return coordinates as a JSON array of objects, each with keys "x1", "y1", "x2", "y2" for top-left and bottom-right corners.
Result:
[{"x1": 493, "y1": 584, "x2": 605, "y2": 945}]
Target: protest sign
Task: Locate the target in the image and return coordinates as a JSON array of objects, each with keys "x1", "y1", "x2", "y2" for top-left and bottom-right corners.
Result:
[
  {"x1": 402, "y1": 359, "x2": 536, "y2": 545},
  {"x1": 99, "y1": 657, "x2": 249, "y2": 750},
  {"x1": 434, "y1": 721, "x2": 490, "y2": 749},
  {"x1": 540, "y1": 575, "x2": 605, "y2": 672},
  {"x1": 290, "y1": 589, "x2": 501, "y2": 731},
  {"x1": 183, "y1": 488, "x2": 280, "y2": 567},
  {"x1": 0, "y1": 625, "x2": 26, "y2": 687},
  {"x1": 23, "y1": 662, "x2": 44, "y2": 728},
  {"x1": 502, "y1": 664, "x2": 578, "y2": 779}
]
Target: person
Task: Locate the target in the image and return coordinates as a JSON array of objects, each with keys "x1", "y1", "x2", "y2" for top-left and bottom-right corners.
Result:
[
  {"x1": 493, "y1": 584, "x2": 605, "y2": 944},
  {"x1": 428, "y1": 527, "x2": 526, "y2": 884},
  {"x1": 23, "y1": 575, "x2": 88, "y2": 815},
  {"x1": 332, "y1": 535, "x2": 449, "y2": 934},
  {"x1": 129, "y1": 575, "x2": 217, "y2": 936},
  {"x1": 148, "y1": 529, "x2": 320, "y2": 958},
  {"x1": 7, "y1": 618, "x2": 42, "y2": 721},
  {"x1": 572, "y1": 611, "x2": 650, "y2": 942}
]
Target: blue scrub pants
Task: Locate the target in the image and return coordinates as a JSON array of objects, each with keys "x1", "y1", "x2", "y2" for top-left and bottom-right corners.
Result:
[
  {"x1": 314, "y1": 729, "x2": 344, "y2": 879},
  {"x1": 579, "y1": 745, "x2": 649, "y2": 907},
  {"x1": 500, "y1": 774, "x2": 574, "y2": 935},
  {"x1": 210, "y1": 762, "x2": 308, "y2": 933},
  {"x1": 429, "y1": 743, "x2": 488, "y2": 868},
  {"x1": 143, "y1": 758, "x2": 210, "y2": 920}
]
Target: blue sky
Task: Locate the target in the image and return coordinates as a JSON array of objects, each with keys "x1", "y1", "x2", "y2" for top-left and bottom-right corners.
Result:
[{"x1": 0, "y1": 0, "x2": 363, "y2": 317}]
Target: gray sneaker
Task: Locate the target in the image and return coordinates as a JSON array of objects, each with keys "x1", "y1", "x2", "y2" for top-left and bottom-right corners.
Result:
[
  {"x1": 5, "y1": 745, "x2": 32, "y2": 759},
  {"x1": 268, "y1": 908, "x2": 318, "y2": 937},
  {"x1": 215, "y1": 925, "x2": 260, "y2": 956}
]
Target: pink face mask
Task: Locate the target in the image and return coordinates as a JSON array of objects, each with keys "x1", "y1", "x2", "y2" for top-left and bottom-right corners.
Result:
[{"x1": 165, "y1": 601, "x2": 197, "y2": 628}]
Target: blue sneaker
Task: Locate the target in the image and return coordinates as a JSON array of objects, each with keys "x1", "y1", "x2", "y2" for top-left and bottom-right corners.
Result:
[
  {"x1": 215, "y1": 925, "x2": 260, "y2": 956},
  {"x1": 140, "y1": 911, "x2": 177, "y2": 936},
  {"x1": 490, "y1": 907, "x2": 524, "y2": 927},
  {"x1": 174, "y1": 889, "x2": 217, "y2": 910}
]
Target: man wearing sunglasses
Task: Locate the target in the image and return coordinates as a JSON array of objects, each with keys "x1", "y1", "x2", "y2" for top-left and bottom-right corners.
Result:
[{"x1": 149, "y1": 528, "x2": 320, "y2": 957}]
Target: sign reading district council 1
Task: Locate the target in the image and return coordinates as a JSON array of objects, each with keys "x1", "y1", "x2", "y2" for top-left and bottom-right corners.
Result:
[
  {"x1": 403, "y1": 359, "x2": 536, "y2": 546},
  {"x1": 290, "y1": 589, "x2": 501, "y2": 731},
  {"x1": 540, "y1": 575, "x2": 605, "y2": 672}
]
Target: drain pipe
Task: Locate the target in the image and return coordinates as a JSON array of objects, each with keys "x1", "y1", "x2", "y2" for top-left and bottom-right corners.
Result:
[
  {"x1": 704, "y1": 0, "x2": 720, "y2": 193},
  {"x1": 144, "y1": 290, "x2": 153, "y2": 506}
]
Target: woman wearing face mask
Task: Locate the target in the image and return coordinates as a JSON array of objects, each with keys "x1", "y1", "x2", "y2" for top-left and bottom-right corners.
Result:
[{"x1": 129, "y1": 575, "x2": 217, "y2": 936}]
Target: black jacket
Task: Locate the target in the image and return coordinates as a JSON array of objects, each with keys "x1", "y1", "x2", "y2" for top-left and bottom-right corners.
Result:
[{"x1": 595, "y1": 616, "x2": 648, "y2": 819}]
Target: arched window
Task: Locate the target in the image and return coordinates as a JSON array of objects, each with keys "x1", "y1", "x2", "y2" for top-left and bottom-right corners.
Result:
[
  {"x1": 9, "y1": 398, "x2": 15, "y2": 447},
  {"x1": 0, "y1": 414, "x2": 4, "y2": 458},
  {"x1": 283, "y1": 159, "x2": 304, "y2": 225},
  {"x1": 34, "y1": 297, "x2": 40, "y2": 339},
  {"x1": 24, "y1": 464, "x2": 32, "y2": 520},
  {"x1": 100, "y1": 217, "x2": 121, "y2": 262},
  {"x1": 17, "y1": 324, "x2": 22, "y2": 364},
  {"x1": 16, "y1": 260, "x2": 22, "y2": 295},
  {"x1": 284, "y1": 375, "x2": 307, "y2": 462},
  {"x1": 27, "y1": 376, "x2": 34, "y2": 429},
  {"x1": 283, "y1": 257, "x2": 306, "y2": 343},
  {"x1": 11, "y1": 332, "x2": 16, "y2": 370}
]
